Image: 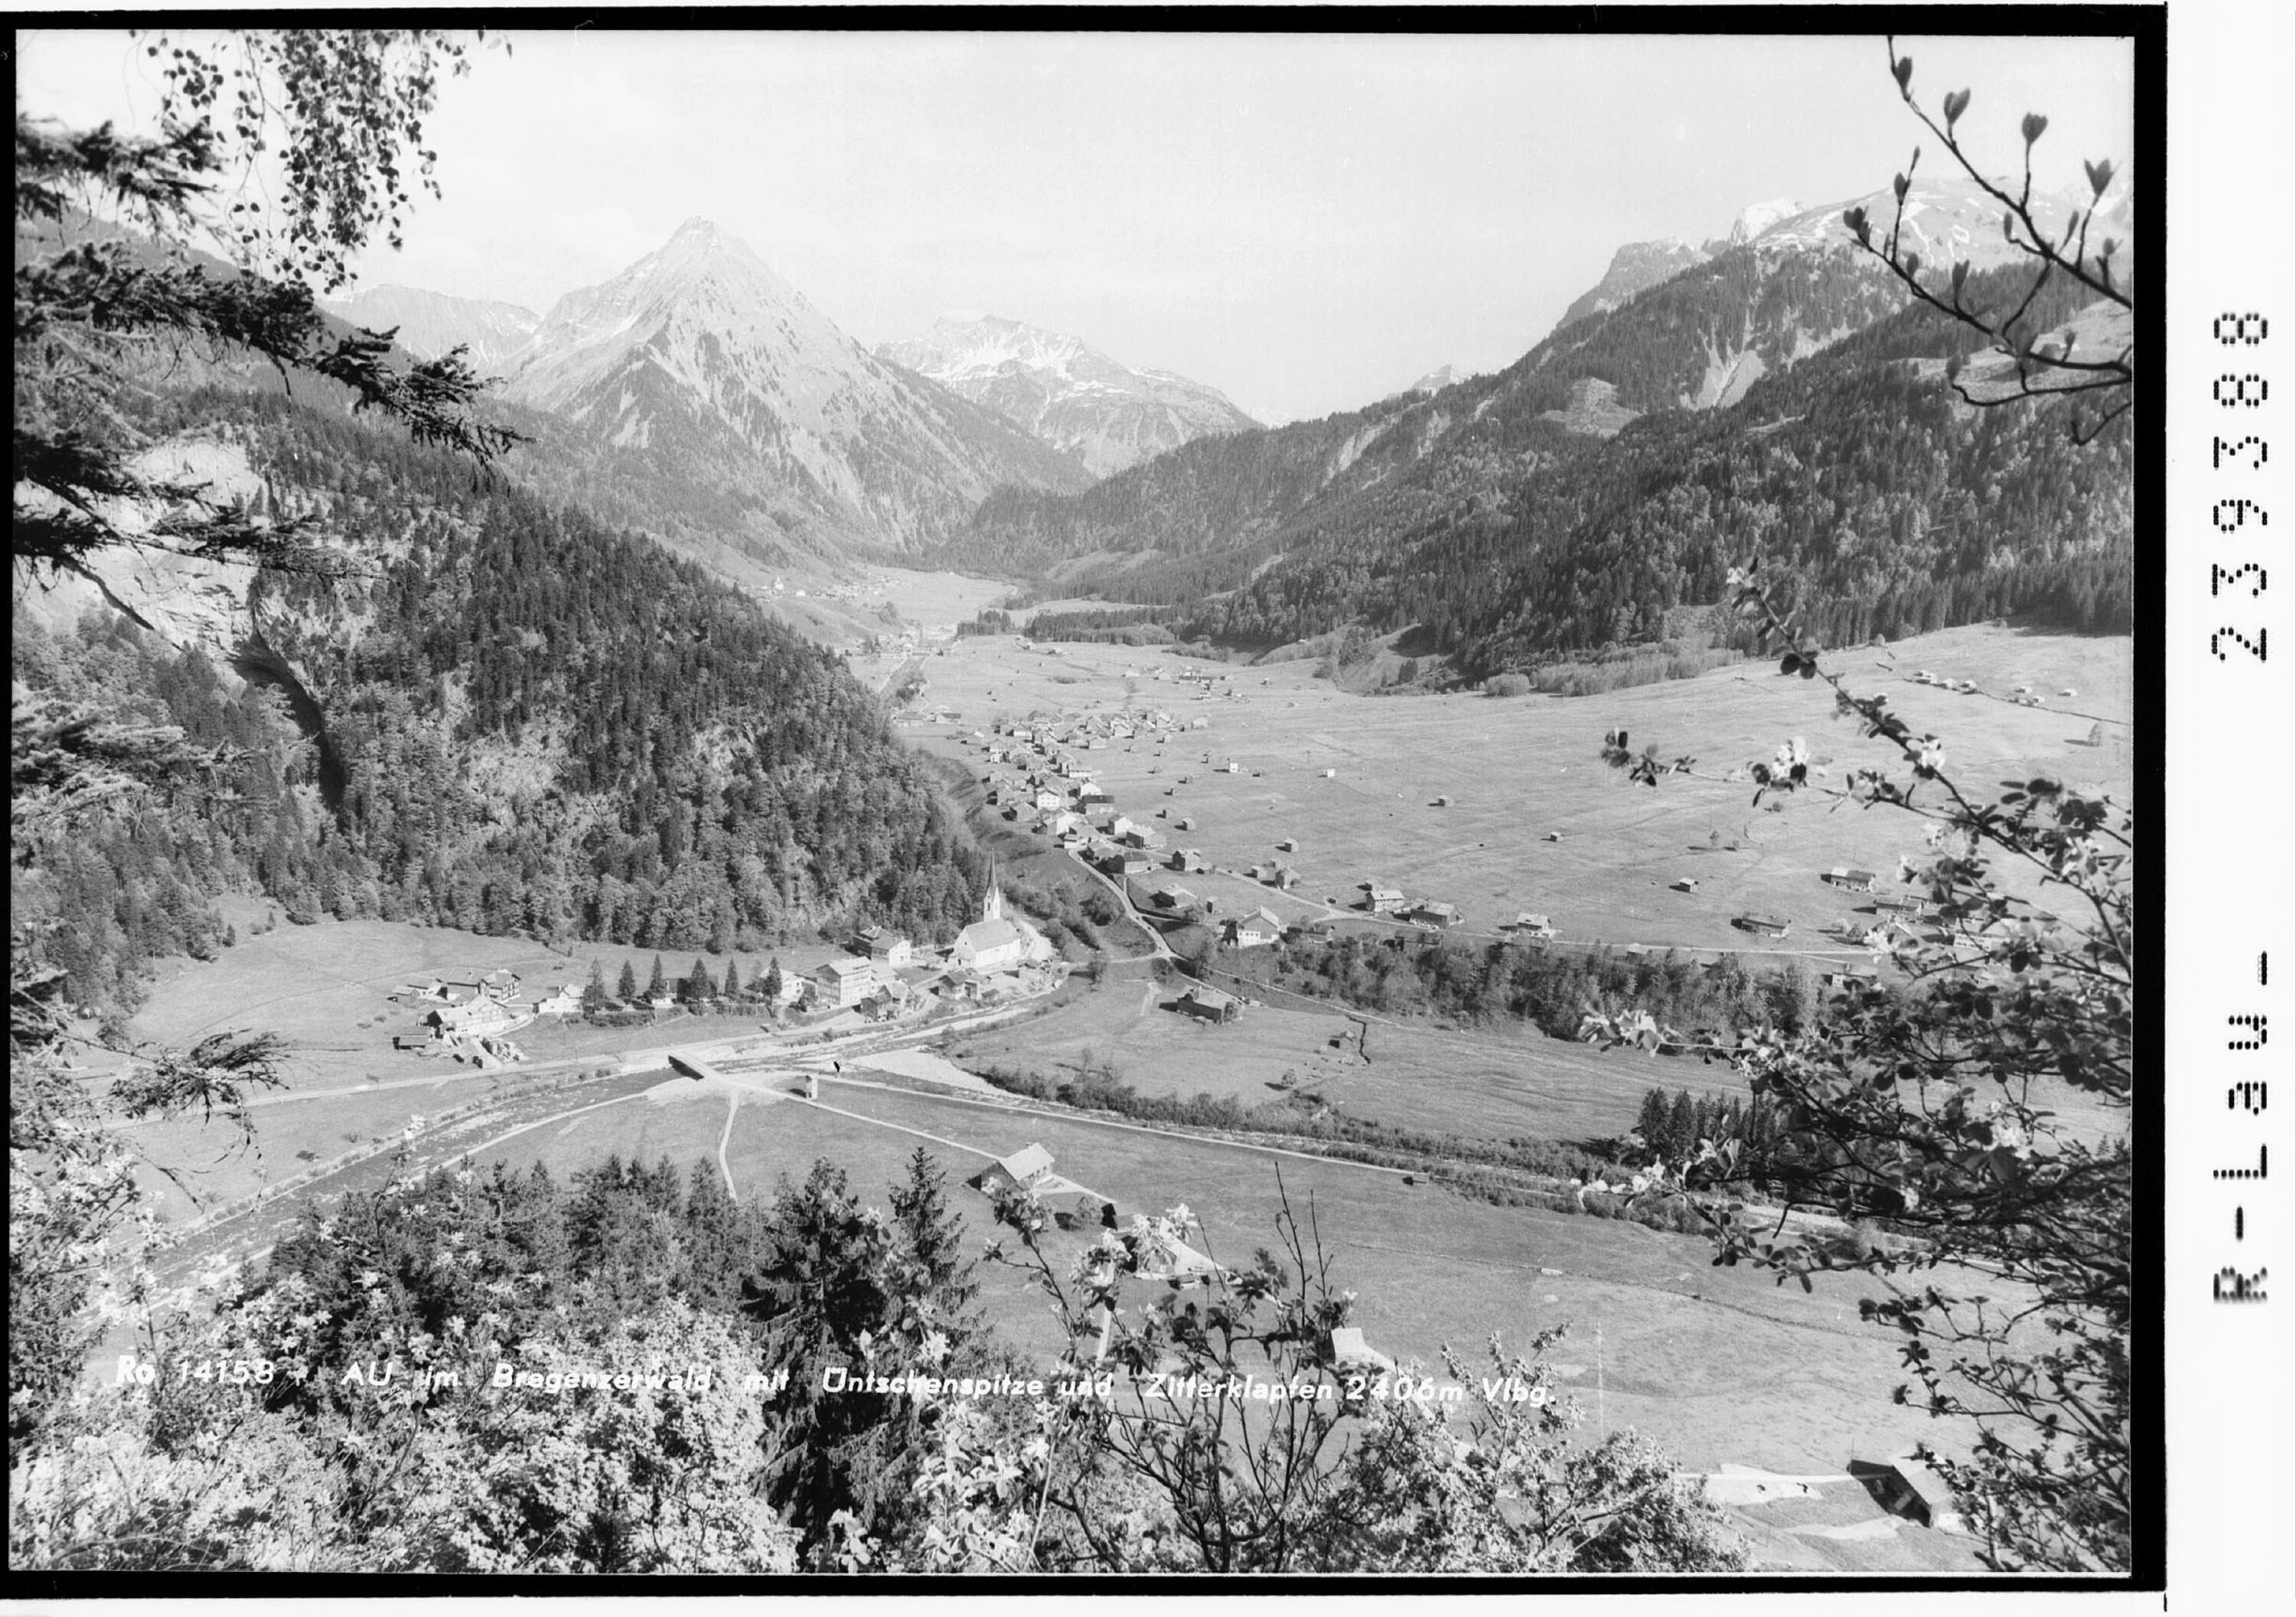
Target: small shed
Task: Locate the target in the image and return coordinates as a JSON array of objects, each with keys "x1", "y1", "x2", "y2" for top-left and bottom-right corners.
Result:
[
  {"x1": 1871, "y1": 1456, "x2": 1963, "y2": 1531},
  {"x1": 1277, "y1": 837, "x2": 1299, "y2": 853},
  {"x1": 1324, "y1": 1325, "x2": 1396, "y2": 1375},
  {"x1": 1671, "y1": 877, "x2": 1699, "y2": 893}
]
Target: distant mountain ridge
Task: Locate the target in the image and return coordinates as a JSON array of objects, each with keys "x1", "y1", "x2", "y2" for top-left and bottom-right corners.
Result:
[
  {"x1": 940, "y1": 172, "x2": 2135, "y2": 667},
  {"x1": 877, "y1": 313, "x2": 1260, "y2": 478},
  {"x1": 490, "y1": 220, "x2": 1089, "y2": 554},
  {"x1": 323, "y1": 284, "x2": 540, "y2": 371},
  {"x1": 1551, "y1": 176, "x2": 2117, "y2": 343}
]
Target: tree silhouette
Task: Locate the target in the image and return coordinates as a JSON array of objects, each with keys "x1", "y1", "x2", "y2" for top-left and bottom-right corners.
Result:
[{"x1": 1841, "y1": 34, "x2": 2132, "y2": 441}]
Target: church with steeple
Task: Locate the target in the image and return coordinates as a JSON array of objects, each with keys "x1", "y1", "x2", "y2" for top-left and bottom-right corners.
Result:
[{"x1": 950, "y1": 863, "x2": 1053, "y2": 974}]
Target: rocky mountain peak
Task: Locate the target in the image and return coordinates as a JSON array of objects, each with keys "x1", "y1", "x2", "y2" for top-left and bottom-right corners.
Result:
[{"x1": 878, "y1": 313, "x2": 1259, "y2": 478}]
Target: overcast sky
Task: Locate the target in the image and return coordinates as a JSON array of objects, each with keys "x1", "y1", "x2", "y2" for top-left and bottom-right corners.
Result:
[{"x1": 21, "y1": 28, "x2": 2133, "y2": 422}]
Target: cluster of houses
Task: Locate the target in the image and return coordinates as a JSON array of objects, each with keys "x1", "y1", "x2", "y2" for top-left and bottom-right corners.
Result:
[
  {"x1": 390, "y1": 970, "x2": 564, "y2": 1065},
  {"x1": 807, "y1": 884, "x2": 1060, "y2": 1023},
  {"x1": 1355, "y1": 882, "x2": 1465, "y2": 931}
]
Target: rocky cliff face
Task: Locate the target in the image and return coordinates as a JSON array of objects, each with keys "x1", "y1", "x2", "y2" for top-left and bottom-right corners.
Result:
[
  {"x1": 494, "y1": 220, "x2": 1090, "y2": 553},
  {"x1": 1554, "y1": 240, "x2": 1711, "y2": 331}
]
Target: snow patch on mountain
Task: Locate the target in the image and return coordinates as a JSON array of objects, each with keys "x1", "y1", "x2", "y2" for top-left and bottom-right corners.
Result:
[
  {"x1": 877, "y1": 313, "x2": 1261, "y2": 478},
  {"x1": 492, "y1": 219, "x2": 1087, "y2": 553}
]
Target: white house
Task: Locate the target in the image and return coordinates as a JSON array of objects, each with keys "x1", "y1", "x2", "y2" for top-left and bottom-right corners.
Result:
[
  {"x1": 815, "y1": 957, "x2": 876, "y2": 1006},
  {"x1": 1228, "y1": 907, "x2": 1283, "y2": 948}
]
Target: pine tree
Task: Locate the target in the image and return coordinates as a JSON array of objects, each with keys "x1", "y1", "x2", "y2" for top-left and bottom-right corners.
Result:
[
  {"x1": 1635, "y1": 1087, "x2": 1673, "y2": 1160},
  {"x1": 889, "y1": 1147, "x2": 982, "y2": 1342},
  {"x1": 682, "y1": 956, "x2": 715, "y2": 1003},
  {"x1": 617, "y1": 958, "x2": 640, "y2": 1003},
  {"x1": 1666, "y1": 1090, "x2": 1698, "y2": 1163},
  {"x1": 762, "y1": 957, "x2": 784, "y2": 1009},
  {"x1": 581, "y1": 957, "x2": 610, "y2": 1011},
  {"x1": 644, "y1": 954, "x2": 668, "y2": 1002}
]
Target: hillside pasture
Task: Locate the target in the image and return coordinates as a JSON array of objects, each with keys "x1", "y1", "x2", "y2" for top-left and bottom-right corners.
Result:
[
  {"x1": 885, "y1": 620, "x2": 2131, "y2": 960},
  {"x1": 128, "y1": 915, "x2": 862, "y2": 1091},
  {"x1": 592, "y1": 1077, "x2": 1999, "y2": 1475},
  {"x1": 943, "y1": 973, "x2": 1722, "y2": 1146}
]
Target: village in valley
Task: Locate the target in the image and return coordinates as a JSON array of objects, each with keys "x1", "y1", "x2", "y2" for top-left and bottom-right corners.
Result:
[
  {"x1": 79, "y1": 552, "x2": 2131, "y2": 1574},
  {"x1": 13, "y1": 23, "x2": 2144, "y2": 1580}
]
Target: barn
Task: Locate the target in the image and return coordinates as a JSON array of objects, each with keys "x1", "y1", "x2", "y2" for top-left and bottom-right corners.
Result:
[
  {"x1": 972, "y1": 1143, "x2": 1057, "y2": 1197},
  {"x1": 1175, "y1": 983, "x2": 1241, "y2": 1023}
]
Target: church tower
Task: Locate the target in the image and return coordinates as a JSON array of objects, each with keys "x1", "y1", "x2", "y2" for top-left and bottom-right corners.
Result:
[{"x1": 983, "y1": 862, "x2": 1003, "y2": 922}]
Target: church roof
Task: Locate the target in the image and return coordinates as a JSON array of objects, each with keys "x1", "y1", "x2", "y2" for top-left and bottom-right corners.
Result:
[{"x1": 957, "y1": 918, "x2": 1028, "y2": 954}]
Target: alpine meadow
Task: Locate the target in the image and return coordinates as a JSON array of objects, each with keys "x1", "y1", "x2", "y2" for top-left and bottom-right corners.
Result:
[{"x1": 11, "y1": 25, "x2": 2142, "y2": 1583}]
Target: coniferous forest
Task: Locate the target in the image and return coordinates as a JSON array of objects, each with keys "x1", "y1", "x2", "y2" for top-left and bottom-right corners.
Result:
[
  {"x1": 941, "y1": 262, "x2": 2134, "y2": 676},
  {"x1": 14, "y1": 386, "x2": 989, "y2": 1019}
]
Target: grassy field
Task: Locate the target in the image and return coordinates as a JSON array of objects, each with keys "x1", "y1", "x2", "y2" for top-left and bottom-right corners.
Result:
[
  {"x1": 109, "y1": 595, "x2": 2123, "y2": 1505},
  {"x1": 873, "y1": 619, "x2": 2131, "y2": 957},
  {"x1": 470, "y1": 1073, "x2": 1995, "y2": 1476},
  {"x1": 129, "y1": 915, "x2": 863, "y2": 1092},
  {"x1": 943, "y1": 971, "x2": 1724, "y2": 1146}
]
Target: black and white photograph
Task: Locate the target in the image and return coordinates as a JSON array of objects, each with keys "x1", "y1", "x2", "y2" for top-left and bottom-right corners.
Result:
[{"x1": 11, "y1": 15, "x2": 2162, "y2": 1589}]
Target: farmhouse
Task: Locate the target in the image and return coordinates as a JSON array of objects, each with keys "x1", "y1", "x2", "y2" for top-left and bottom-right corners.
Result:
[
  {"x1": 426, "y1": 997, "x2": 519, "y2": 1035},
  {"x1": 854, "y1": 927, "x2": 915, "y2": 968},
  {"x1": 1227, "y1": 907, "x2": 1284, "y2": 948},
  {"x1": 1407, "y1": 900, "x2": 1461, "y2": 928},
  {"x1": 1175, "y1": 983, "x2": 1241, "y2": 1023},
  {"x1": 1509, "y1": 912, "x2": 1556, "y2": 941},
  {"x1": 1362, "y1": 885, "x2": 1407, "y2": 914},
  {"x1": 1268, "y1": 866, "x2": 1303, "y2": 890},
  {"x1": 1169, "y1": 848, "x2": 1208, "y2": 872},
  {"x1": 1099, "y1": 850, "x2": 1153, "y2": 878},
  {"x1": 973, "y1": 1143, "x2": 1057, "y2": 1197},
  {"x1": 814, "y1": 957, "x2": 876, "y2": 1006},
  {"x1": 1733, "y1": 914, "x2": 1792, "y2": 937},
  {"x1": 1121, "y1": 826, "x2": 1166, "y2": 851},
  {"x1": 1821, "y1": 867, "x2": 1881, "y2": 893},
  {"x1": 1150, "y1": 885, "x2": 1199, "y2": 912}
]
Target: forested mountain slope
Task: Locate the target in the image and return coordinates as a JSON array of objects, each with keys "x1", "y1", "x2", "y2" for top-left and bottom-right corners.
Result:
[
  {"x1": 944, "y1": 253, "x2": 2131, "y2": 677},
  {"x1": 12, "y1": 384, "x2": 990, "y2": 1017}
]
